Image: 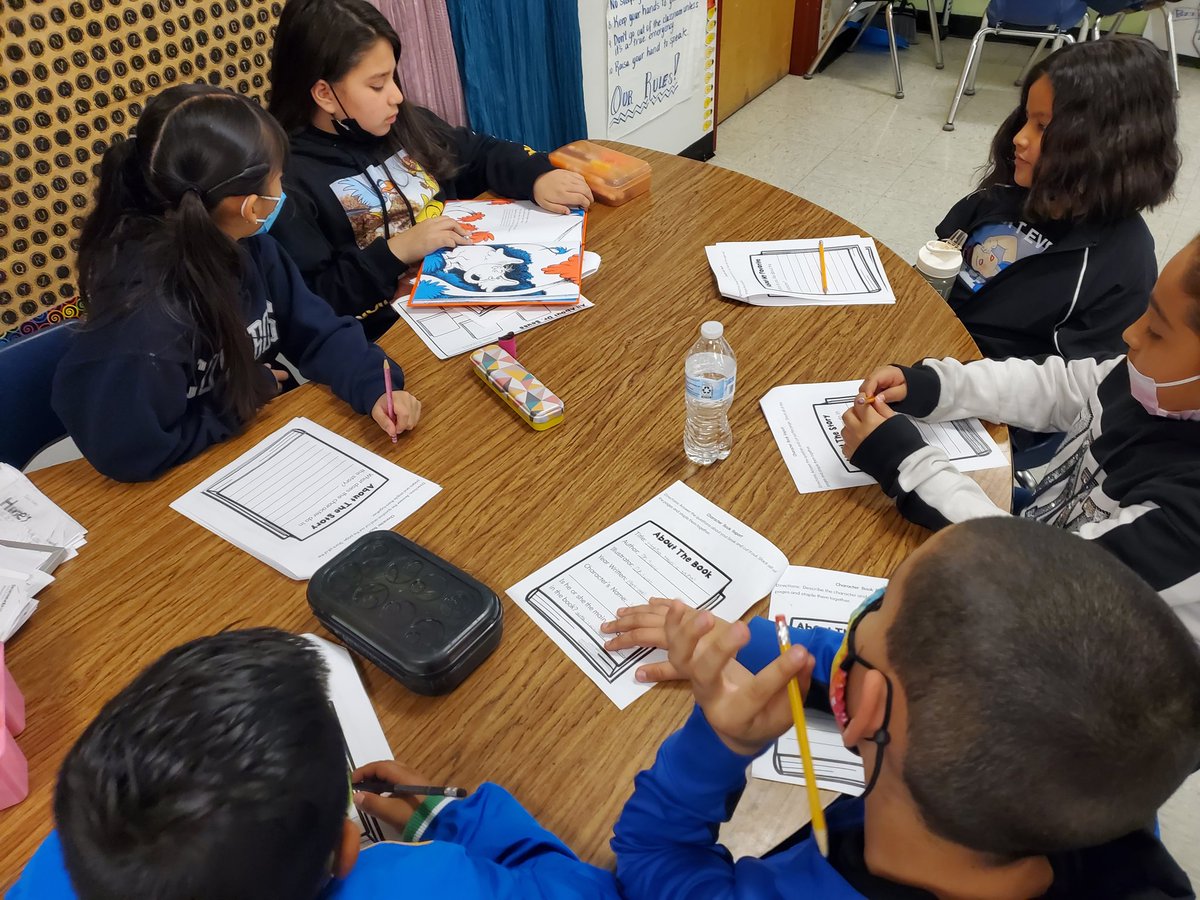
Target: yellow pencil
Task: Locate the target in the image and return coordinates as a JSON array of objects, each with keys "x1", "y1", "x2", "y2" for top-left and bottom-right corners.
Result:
[
  {"x1": 818, "y1": 240, "x2": 828, "y2": 294},
  {"x1": 775, "y1": 615, "x2": 829, "y2": 858}
]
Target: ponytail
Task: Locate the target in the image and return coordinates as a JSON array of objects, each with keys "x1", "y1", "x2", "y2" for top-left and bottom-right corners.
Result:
[
  {"x1": 77, "y1": 84, "x2": 287, "y2": 425},
  {"x1": 168, "y1": 191, "x2": 269, "y2": 424}
]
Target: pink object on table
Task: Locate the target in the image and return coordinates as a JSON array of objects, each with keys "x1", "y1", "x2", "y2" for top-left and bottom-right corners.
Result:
[
  {"x1": 0, "y1": 643, "x2": 29, "y2": 809},
  {"x1": 497, "y1": 333, "x2": 518, "y2": 360}
]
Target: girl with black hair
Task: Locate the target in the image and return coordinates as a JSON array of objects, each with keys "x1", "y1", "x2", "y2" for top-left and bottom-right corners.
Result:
[
  {"x1": 268, "y1": 0, "x2": 593, "y2": 339},
  {"x1": 53, "y1": 84, "x2": 421, "y2": 483},
  {"x1": 936, "y1": 37, "x2": 1179, "y2": 362}
]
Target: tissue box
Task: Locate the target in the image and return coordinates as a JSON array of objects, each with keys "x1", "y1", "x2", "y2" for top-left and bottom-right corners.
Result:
[{"x1": 1, "y1": 644, "x2": 29, "y2": 809}]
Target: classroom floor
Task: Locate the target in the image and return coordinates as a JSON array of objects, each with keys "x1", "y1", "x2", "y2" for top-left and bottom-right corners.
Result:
[{"x1": 709, "y1": 35, "x2": 1200, "y2": 881}]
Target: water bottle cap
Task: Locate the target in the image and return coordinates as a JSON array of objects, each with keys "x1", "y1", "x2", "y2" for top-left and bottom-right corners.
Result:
[
  {"x1": 700, "y1": 320, "x2": 723, "y2": 340},
  {"x1": 916, "y1": 240, "x2": 963, "y2": 279}
]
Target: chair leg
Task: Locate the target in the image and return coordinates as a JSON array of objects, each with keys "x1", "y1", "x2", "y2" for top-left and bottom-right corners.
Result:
[
  {"x1": 848, "y1": 2, "x2": 884, "y2": 52},
  {"x1": 945, "y1": 26, "x2": 991, "y2": 130},
  {"x1": 1107, "y1": 11, "x2": 1128, "y2": 37},
  {"x1": 927, "y1": 0, "x2": 944, "y2": 69},
  {"x1": 964, "y1": 33, "x2": 986, "y2": 96},
  {"x1": 1162, "y1": 6, "x2": 1181, "y2": 97},
  {"x1": 804, "y1": 1, "x2": 866, "y2": 79},
  {"x1": 884, "y1": 2, "x2": 905, "y2": 99},
  {"x1": 1015, "y1": 36, "x2": 1049, "y2": 87}
]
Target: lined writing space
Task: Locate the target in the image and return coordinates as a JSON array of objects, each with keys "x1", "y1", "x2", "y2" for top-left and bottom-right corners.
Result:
[{"x1": 205, "y1": 429, "x2": 385, "y2": 540}]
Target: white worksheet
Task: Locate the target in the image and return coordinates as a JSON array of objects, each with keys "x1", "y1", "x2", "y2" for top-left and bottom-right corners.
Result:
[
  {"x1": 760, "y1": 382, "x2": 1007, "y2": 495},
  {"x1": 172, "y1": 418, "x2": 441, "y2": 580},
  {"x1": 706, "y1": 237, "x2": 897, "y2": 306},
  {"x1": 394, "y1": 295, "x2": 594, "y2": 360},
  {"x1": 0, "y1": 463, "x2": 87, "y2": 557},
  {"x1": 751, "y1": 566, "x2": 887, "y2": 797},
  {"x1": 507, "y1": 481, "x2": 788, "y2": 709},
  {"x1": 303, "y1": 634, "x2": 402, "y2": 848}
]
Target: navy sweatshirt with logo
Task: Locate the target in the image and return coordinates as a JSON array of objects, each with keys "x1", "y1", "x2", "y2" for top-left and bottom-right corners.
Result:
[
  {"x1": 937, "y1": 185, "x2": 1156, "y2": 361},
  {"x1": 51, "y1": 235, "x2": 401, "y2": 483}
]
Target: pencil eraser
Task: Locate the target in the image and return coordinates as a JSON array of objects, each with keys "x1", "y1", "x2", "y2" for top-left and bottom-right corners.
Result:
[
  {"x1": 774, "y1": 614, "x2": 787, "y2": 626},
  {"x1": 0, "y1": 645, "x2": 23, "y2": 737},
  {"x1": 0, "y1": 727, "x2": 29, "y2": 810}
]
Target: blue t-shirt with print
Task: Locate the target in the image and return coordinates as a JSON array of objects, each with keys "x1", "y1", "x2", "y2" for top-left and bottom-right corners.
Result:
[{"x1": 959, "y1": 221, "x2": 1057, "y2": 293}]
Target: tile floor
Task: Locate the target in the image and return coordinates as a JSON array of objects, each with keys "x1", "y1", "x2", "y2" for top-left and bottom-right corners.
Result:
[{"x1": 710, "y1": 34, "x2": 1200, "y2": 883}]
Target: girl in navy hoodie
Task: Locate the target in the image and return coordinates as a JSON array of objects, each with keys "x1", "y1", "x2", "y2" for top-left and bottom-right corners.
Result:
[
  {"x1": 267, "y1": 0, "x2": 593, "y2": 339},
  {"x1": 936, "y1": 38, "x2": 1179, "y2": 363},
  {"x1": 52, "y1": 84, "x2": 421, "y2": 483}
]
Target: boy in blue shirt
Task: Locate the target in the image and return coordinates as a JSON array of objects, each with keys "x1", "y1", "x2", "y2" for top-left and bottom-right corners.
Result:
[
  {"x1": 610, "y1": 518, "x2": 1200, "y2": 898},
  {"x1": 7, "y1": 629, "x2": 616, "y2": 900}
]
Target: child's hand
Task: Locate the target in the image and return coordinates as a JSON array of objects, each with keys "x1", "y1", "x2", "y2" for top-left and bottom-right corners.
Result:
[
  {"x1": 601, "y1": 597, "x2": 685, "y2": 683},
  {"x1": 840, "y1": 396, "x2": 895, "y2": 460},
  {"x1": 351, "y1": 760, "x2": 436, "y2": 830},
  {"x1": 387, "y1": 216, "x2": 471, "y2": 265},
  {"x1": 662, "y1": 600, "x2": 815, "y2": 756},
  {"x1": 858, "y1": 365, "x2": 908, "y2": 405},
  {"x1": 372, "y1": 390, "x2": 421, "y2": 441},
  {"x1": 264, "y1": 365, "x2": 289, "y2": 396},
  {"x1": 532, "y1": 170, "x2": 594, "y2": 214}
]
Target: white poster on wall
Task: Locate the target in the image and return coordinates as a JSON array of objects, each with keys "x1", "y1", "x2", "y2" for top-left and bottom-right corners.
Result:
[{"x1": 606, "y1": 0, "x2": 709, "y2": 140}]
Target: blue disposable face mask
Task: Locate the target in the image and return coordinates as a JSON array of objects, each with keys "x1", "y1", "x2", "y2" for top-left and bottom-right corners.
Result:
[{"x1": 242, "y1": 192, "x2": 286, "y2": 236}]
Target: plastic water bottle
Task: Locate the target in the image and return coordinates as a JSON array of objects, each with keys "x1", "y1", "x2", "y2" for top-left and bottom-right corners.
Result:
[{"x1": 684, "y1": 320, "x2": 736, "y2": 465}]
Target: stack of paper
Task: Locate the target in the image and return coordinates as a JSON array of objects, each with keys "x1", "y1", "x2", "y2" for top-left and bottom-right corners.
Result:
[
  {"x1": 408, "y1": 201, "x2": 588, "y2": 308},
  {"x1": 706, "y1": 236, "x2": 897, "y2": 307},
  {"x1": 171, "y1": 418, "x2": 441, "y2": 580},
  {"x1": 0, "y1": 464, "x2": 88, "y2": 641},
  {"x1": 394, "y1": 251, "x2": 601, "y2": 360}
]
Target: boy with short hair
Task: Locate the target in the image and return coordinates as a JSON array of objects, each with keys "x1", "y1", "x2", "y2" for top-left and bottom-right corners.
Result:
[
  {"x1": 612, "y1": 518, "x2": 1200, "y2": 898},
  {"x1": 7, "y1": 629, "x2": 617, "y2": 900}
]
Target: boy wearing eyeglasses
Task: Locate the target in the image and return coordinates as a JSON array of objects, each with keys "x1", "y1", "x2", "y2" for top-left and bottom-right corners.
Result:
[{"x1": 607, "y1": 518, "x2": 1200, "y2": 899}]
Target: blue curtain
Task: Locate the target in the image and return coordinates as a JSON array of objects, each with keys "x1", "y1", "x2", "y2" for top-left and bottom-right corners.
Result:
[{"x1": 445, "y1": 0, "x2": 587, "y2": 151}]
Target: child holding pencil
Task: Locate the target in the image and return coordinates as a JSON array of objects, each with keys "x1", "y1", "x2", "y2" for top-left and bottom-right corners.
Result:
[
  {"x1": 840, "y1": 234, "x2": 1200, "y2": 640},
  {"x1": 7, "y1": 629, "x2": 619, "y2": 899},
  {"x1": 52, "y1": 85, "x2": 420, "y2": 483},
  {"x1": 610, "y1": 519, "x2": 1200, "y2": 899}
]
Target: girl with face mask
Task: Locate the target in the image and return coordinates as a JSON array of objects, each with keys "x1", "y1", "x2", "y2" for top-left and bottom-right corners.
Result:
[
  {"x1": 52, "y1": 85, "x2": 421, "y2": 483},
  {"x1": 267, "y1": 0, "x2": 594, "y2": 340},
  {"x1": 832, "y1": 234, "x2": 1200, "y2": 642}
]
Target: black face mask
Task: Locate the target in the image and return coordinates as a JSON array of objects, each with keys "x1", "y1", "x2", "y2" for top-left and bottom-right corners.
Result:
[{"x1": 329, "y1": 84, "x2": 381, "y2": 143}]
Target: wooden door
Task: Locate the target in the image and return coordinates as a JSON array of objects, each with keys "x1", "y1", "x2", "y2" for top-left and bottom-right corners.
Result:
[{"x1": 716, "y1": 0, "x2": 797, "y2": 121}]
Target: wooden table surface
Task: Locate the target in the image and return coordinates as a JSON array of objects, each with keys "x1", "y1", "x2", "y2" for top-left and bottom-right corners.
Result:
[{"x1": 0, "y1": 146, "x2": 1009, "y2": 883}]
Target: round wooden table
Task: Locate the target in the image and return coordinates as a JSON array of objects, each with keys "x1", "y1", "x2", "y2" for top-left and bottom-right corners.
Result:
[{"x1": 0, "y1": 146, "x2": 1008, "y2": 882}]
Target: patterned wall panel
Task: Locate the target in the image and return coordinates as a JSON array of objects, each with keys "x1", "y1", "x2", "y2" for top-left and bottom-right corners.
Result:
[{"x1": 0, "y1": 0, "x2": 284, "y2": 338}]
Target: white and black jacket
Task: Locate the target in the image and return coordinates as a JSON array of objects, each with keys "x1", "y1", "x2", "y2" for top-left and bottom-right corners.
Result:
[
  {"x1": 938, "y1": 186, "x2": 1157, "y2": 361},
  {"x1": 852, "y1": 355, "x2": 1200, "y2": 640}
]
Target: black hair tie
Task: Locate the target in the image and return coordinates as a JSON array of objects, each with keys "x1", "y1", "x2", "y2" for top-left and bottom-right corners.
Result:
[{"x1": 181, "y1": 184, "x2": 208, "y2": 202}]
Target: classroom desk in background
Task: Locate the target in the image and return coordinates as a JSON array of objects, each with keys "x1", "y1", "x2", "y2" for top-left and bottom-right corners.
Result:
[{"x1": 0, "y1": 145, "x2": 1010, "y2": 883}]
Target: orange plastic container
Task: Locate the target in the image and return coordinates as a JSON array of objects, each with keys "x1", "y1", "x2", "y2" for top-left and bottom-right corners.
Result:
[{"x1": 549, "y1": 141, "x2": 651, "y2": 207}]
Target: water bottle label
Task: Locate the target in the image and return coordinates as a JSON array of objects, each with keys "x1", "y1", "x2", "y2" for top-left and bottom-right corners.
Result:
[{"x1": 686, "y1": 374, "x2": 736, "y2": 401}]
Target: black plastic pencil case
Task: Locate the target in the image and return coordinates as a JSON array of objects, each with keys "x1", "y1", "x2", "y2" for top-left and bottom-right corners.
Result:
[{"x1": 307, "y1": 531, "x2": 502, "y2": 696}]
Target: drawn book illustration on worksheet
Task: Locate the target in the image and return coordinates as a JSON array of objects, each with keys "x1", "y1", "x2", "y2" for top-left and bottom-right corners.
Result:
[
  {"x1": 408, "y1": 201, "x2": 586, "y2": 307},
  {"x1": 523, "y1": 521, "x2": 732, "y2": 684},
  {"x1": 508, "y1": 481, "x2": 788, "y2": 709},
  {"x1": 751, "y1": 244, "x2": 884, "y2": 298},
  {"x1": 760, "y1": 383, "x2": 1007, "y2": 495},
  {"x1": 749, "y1": 566, "x2": 885, "y2": 797},
  {"x1": 172, "y1": 418, "x2": 441, "y2": 580},
  {"x1": 812, "y1": 395, "x2": 992, "y2": 474},
  {"x1": 202, "y1": 428, "x2": 388, "y2": 541}
]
